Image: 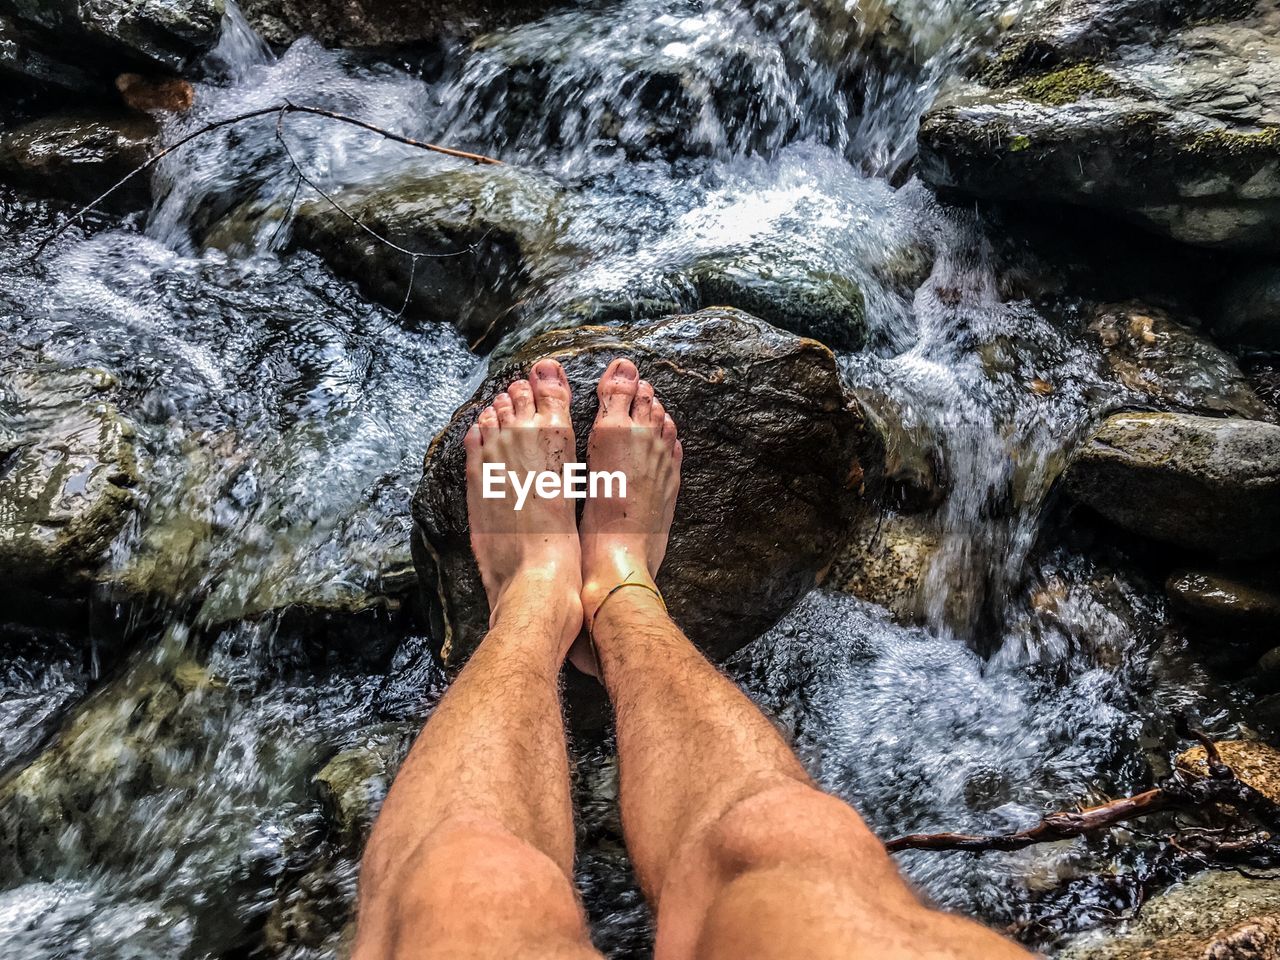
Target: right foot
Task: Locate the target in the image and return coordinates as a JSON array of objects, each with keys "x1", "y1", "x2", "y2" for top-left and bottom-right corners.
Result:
[{"x1": 577, "y1": 358, "x2": 682, "y2": 669}]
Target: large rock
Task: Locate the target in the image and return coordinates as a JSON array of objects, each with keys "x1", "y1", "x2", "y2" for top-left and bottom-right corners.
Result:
[
  {"x1": 286, "y1": 165, "x2": 576, "y2": 349},
  {"x1": 1061, "y1": 868, "x2": 1280, "y2": 960},
  {"x1": 0, "y1": 363, "x2": 140, "y2": 593},
  {"x1": 1087, "y1": 303, "x2": 1277, "y2": 422},
  {"x1": 918, "y1": 4, "x2": 1280, "y2": 251},
  {"x1": 239, "y1": 0, "x2": 568, "y2": 48},
  {"x1": 1063, "y1": 412, "x2": 1280, "y2": 559},
  {"x1": 0, "y1": 113, "x2": 159, "y2": 210},
  {"x1": 412, "y1": 308, "x2": 872, "y2": 668},
  {"x1": 0, "y1": 0, "x2": 223, "y2": 95}
]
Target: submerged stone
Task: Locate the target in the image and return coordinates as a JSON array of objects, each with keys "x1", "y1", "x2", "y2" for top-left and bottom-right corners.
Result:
[
  {"x1": 1175, "y1": 739, "x2": 1280, "y2": 805},
  {"x1": 412, "y1": 308, "x2": 872, "y2": 668},
  {"x1": 0, "y1": 364, "x2": 140, "y2": 594},
  {"x1": 0, "y1": 113, "x2": 159, "y2": 210},
  {"x1": 1063, "y1": 412, "x2": 1280, "y2": 559}
]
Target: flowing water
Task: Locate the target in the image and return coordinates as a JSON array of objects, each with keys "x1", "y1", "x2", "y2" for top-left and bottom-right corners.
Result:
[{"x1": 0, "y1": 1, "x2": 1254, "y2": 957}]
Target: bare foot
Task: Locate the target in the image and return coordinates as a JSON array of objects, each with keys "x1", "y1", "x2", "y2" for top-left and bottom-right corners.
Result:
[
  {"x1": 575, "y1": 358, "x2": 682, "y2": 672},
  {"x1": 465, "y1": 358, "x2": 583, "y2": 655}
]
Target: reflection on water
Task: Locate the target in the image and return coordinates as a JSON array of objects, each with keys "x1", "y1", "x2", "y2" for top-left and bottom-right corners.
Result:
[{"x1": 0, "y1": 0, "x2": 1249, "y2": 957}]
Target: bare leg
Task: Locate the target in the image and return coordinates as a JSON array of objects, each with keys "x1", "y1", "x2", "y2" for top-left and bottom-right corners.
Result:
[
  {"x1": 579, "y1": 358, "x2": 1033, "y2": 960},
  {"x1": 353, "y1": 359, "x2": 600, "y2": 960}
]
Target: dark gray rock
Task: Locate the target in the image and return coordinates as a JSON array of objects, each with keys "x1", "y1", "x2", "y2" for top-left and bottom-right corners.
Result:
[
  {"x1": 1214, "y1": 263, "x2": 1280, "y2": 351},
  {"x1": 412, "y1": 308, "x2": 873, "y2": 668},
  {"x1": 0, "y1": 113, "x2": 159, "y2": 209},
  {"x1": 239, "y1": 0, "x2": 569, "y2": 48},
  {"x1": 1063, "y1": 411, "x2": 1280, "y2": 559},
  {"x1": 0, "y1": 0, "x2": 223, "y2": 94},
  {"x1": 918, "y1": 5, "x2": 1280, "y2": 251}
]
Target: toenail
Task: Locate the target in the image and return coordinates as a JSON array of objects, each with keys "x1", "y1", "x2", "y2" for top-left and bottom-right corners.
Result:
[{"x1": 612, "y1": 362, "x2": 638, "y2": 380}]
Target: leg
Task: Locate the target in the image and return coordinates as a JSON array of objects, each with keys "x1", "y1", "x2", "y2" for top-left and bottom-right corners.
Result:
[
  {"x1": 578, "y1": 358, "x2": 1033, "y2": 960},
  {"x1": 353, "y1": 360, "x2": 600, "y2": 960}
]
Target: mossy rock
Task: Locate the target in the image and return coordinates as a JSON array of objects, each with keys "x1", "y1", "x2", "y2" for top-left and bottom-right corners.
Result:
[
  {"x1": 287, "y1": 164, "x2": 578, "y2": 349},
  {"x1": 412, "y1": 308, "x2": 873, "y2": 668},
  {"x1": 919, "y1": 8, "x2": 1280, "y2": 251}
]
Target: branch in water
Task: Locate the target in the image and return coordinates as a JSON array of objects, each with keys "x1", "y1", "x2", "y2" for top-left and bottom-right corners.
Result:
[
  {"x1": 887, "y1": 731, "x2": 1280, "y2": 855},
  {"x1": 886, "y1": 789, "x2": 1172, "y2": 853},
  {"x1": 31, "y1": 102, "x2": 501, "y2": 258}
]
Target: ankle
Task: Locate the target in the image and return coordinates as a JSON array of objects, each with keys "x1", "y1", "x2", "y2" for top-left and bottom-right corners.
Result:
[
  {"x1": 490, "y1": 564, "x2": 584, "y2": 650},
  {"x1": 581, "y1": 568, "x2": 663, "y2": 635}
]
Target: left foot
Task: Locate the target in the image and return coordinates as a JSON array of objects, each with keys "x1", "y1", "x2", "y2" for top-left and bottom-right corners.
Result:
[{"x1": 465, "y1": 358, "x2": 583, "y2": 654}]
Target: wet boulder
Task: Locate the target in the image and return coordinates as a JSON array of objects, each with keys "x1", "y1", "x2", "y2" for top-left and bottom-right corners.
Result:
[
  {"x1": 1167, "y1": 569, "x2": 1280, "y2": 636},
  {"x1": 0, "y1": 113, "x2": 159, "y2": 210},
  {"x1": 0, "y1": 364, "x2": 140, "y2": 595},
  {"x1": 412, "y1": 308, "x2": 872, "y2": 668},
  {"x1": 1087, "y1": 303, "x2": 1277, "y2": 422},
  {"x1": 288, "y1": 165, "x2": 576, "y2": 349},
  {"x1": 918, "y1": 4, "x2": 1280, "y2": 251},
  {"x1": 1062, "y1": 412, "x2": 1280, "y2": 559},
  {"x1": 0, "y1": 0, "x2": 222, "y2": 95},
  {"x1": 534, "y1": 244, "x2": 869, "y2": 355}
]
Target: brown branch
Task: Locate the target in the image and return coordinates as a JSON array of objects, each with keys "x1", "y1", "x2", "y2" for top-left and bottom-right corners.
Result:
[
  {"x1": 32, "y1": 102, "x2": 500, "y2": 258},
  {"x1": 887, "y1": 788, "x2": 1173, "y2": 853}
]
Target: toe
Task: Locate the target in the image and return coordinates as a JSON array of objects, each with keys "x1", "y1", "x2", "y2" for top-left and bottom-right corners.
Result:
[
  {"x1": 597, "y1": 357, "x2": 639, "y2": 419},
  {"x1": 508, "y1": 379, "x2": 534, "y2": 419},
  {"x1": 531, "y1": 358, "x2": 572, "y2": 415},
  {"x1": 493, "y1": 392, "x2": 515, "y2": 426},
  {"x1": 478, "y1": 406, "x2": 500, "y2": 445},
  {"x1": 673, "y1": 437, "x2": 683, "y2": 466},
  {"x1": 633, "y1": 380, "x2": 654, "y2": 423},
  {"x1": 662, "y1": 413, "x2": 678, "y2": 447},
  {"x1": 651, "y1": 399, "x2": 666, "y2": 429}
]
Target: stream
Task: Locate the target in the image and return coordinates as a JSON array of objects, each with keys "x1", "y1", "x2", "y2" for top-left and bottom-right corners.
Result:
[{"x1": 0, "y1": 1, "x2": 1258, "y2": 957}]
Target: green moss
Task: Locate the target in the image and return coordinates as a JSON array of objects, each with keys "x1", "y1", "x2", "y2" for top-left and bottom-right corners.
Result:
[
  {"x1": 1018, "y1": 63, "x2": 1122, "y2": 105},
  {"x1": 1185, "y1": 125, "x2": 1280, "y2": 158},
  {"x1": 1008, "y1": 134, "x2": 1031, "y2": 152}
]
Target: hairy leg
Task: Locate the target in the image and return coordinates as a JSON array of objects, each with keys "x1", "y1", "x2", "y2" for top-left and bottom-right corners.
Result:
[
  {"x1": 353, "y1": 359, "x2": 600, "y2": 960},
  {"x1": 580, "y1": 358, "x2": 1033, "y2": 960}
]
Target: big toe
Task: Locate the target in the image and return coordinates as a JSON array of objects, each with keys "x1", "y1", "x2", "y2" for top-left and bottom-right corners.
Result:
[
  {"x1": 531, "y1": 357, "x2": 571, "y2": 416},
  {"x1": 597, "y1": 357, "x2": 639, "y2": 420}
]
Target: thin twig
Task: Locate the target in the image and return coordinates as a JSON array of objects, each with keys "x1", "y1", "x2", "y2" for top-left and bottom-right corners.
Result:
[{"x1": 31, "y1": 102, "x2": 501, "y2": 258}]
